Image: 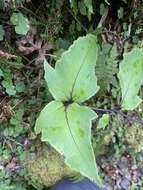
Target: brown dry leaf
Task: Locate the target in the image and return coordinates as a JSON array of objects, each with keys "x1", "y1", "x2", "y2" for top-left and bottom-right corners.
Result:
[
  {"x1": 6, "y1": 157, "x2": 17, "y2": 171},
  {"x1": 16, "y1": 26, "x2": 54, "y2": 64},
  {"x1": 35, "y1": 42, "x2": 54, "y2": 65},
  {"x1": 0, "y1": 99, "x2": 15, "y2": 120}
]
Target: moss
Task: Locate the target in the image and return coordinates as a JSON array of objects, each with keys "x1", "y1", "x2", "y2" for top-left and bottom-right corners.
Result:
[
  {"x1": 27, "y1": 143, "x2": 76, "y2": 187},
  {"x1": 125, "y1": 124, "x2": 143, "y2": 153}
]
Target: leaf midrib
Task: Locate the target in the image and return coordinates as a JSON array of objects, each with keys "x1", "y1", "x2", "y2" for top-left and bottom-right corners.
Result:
[
  {"x1": 64, "y1": 105, "x2": 95, "y2": 174},
  {"x1": 70, "y1": 45, "x2": 92, "y2": 101}
]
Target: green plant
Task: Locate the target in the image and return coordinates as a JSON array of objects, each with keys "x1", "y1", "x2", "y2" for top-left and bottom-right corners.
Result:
[
  {"x1": 118, "y1": 48, "x2": 143, "y2": 110},
  {"x1": 35, "y1": 34, "x2": 143, "y2": 186},
  {"x1": 0, "y1": 0, "x2": 143, "y2": 188},
  {"x1": 0, "y1": 10, "x2": 30, "y2": 41},
  {"x1": 10, "y1": 12, "x2": 30, "y2": 35},
  {"x1": 70, "y1": 0, "x2": 93, "y2": 19},
  {"x1": 0, "y1": 57, "x2": 22, "y2": 96},
  {"x1": 0, "y1": 25, "x2": 5, "y2": 41},
  {"x1": 96, "y1": 114, "x2": 109, "y2": 130},
  {"x1": 35, "y1": 34, "x2": 102, "y2": 185},
  {"x1": 0, "y1": 1, "x2": 30, "y2": 37},
  {"x1": 1, "y1": 68, "x2": 16, "y2": 96}
]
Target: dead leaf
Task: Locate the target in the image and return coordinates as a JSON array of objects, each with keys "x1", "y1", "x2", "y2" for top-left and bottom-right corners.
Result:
[{"x1": 16, "y1": 26, "x2": 54, "y2": 64}]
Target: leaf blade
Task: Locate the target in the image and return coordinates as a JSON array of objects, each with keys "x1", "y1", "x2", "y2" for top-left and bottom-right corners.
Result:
[
  {"x1": 10, "y1": 12, "x2": 29, "y2": 35},
  {"x1": 44, "y1": 60, "x2": 67, "y2": 101},
  {"x1": 97, "y1": 114, "x2": 109, "y2": 130},
  {"x1": 118, "y1": 48, "x2": 143, "y2": 110},
  {"x1": 44, "y1": 34, "x2": 99, "y2": 102},
  {"x1": 35, "y1": 101, "x2": 102, "y2": 186}
]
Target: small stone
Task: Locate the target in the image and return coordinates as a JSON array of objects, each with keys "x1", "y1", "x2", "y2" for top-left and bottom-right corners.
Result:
[
  {"x1": 131, "y1": 165, "x2": 138, "y2": 170},
  {"x1": 125, "y1": 174, "x2": 132, "y2": 181},
  {"x1": 120, "y1": 178, "x2": 130, "y2": 189}
]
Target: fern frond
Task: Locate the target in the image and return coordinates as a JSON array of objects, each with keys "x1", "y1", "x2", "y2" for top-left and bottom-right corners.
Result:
[{"x1": 95, "y1": 43, "x2": 118, "y2": 94}]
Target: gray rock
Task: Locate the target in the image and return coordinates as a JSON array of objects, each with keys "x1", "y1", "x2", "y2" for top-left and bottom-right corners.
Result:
[{"x1": 120, "y1": 178, "x2": 130, "y2": 189}]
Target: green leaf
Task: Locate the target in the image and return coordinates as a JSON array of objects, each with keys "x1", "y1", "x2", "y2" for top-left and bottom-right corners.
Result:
[
  {"x1": 118, "y1": 7, "x2": 124, "y2": 19},
  {"x1": 79, "y1": 1, "x2": 87, "y2": 16},
  {"x1": 0, "y1": 69, "x2": 4, "y2": 77},
  {"x1": 35, "y1": 101, "x2": 102, "y2": 185},
  {"x1": 15, "y1": 81, "x2": 25, "y2": 92},
  {"x1": 44, "y1": 34, "x2": 99, "y2": 103},
  {"x1": 0, "y1": 25, "x2": 5, "y2": 41},
  {"x1": 69, "y1": 0, "x2": 77, "y2": 12},
  {"x1": 84, "y1": 0, "x2": 93, "y2": 16},
  {"x1": 10, "y1": 12, "x2": 30, "y2": 35},
  {"x1": 1, "y1": 69, "x2": 16, "y2": 96},
  {"x1": 2, "y1": 80, "x2": 16, "y2": 96},
  {"x1": 97, "y1": 114, "x2": 109, "y2": 129},
  {"x1": 2, "y1": 80, "x2": 15, "y2": 96},
  {"x1": 118, "y1": 48, "x2": 143, "y2": 110}
]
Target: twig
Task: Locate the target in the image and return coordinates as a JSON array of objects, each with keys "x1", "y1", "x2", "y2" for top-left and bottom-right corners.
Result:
[
  {"x1": 91, "y1": 106, "x2": 143, "y2": 124},
  {"x1": 5, "y1": 136, "x2": 24, "y2": 147}
]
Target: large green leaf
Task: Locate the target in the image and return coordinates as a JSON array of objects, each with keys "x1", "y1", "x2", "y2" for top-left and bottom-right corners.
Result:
[
  {"x1": 118, "y1": 48, "x2": 143, "y2": 110},
  {"x1": 44, "y1": 34, "x2": 99, "y2": 103},
  {"x1": 35, "y1": 101, "x2": 102, "y2": 185}
]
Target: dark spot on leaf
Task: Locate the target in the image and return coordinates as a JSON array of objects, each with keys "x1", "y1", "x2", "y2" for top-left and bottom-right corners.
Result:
[
  {"x1": 51, "y1": 127, "x2": 60, "y2": 132},
  {"x1": 77, "y1": 127, "x2": 84, "y2": 138},
  {"x1": 79, "y1": 89, "x2": 84, "y2": 96},
  {"x1": 76, "y1": 120, "x2": 80, "y2": 124}
]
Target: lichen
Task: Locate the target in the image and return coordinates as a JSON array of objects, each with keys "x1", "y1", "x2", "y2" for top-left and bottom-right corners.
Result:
[
  {"x1": 27, "y1": 143, "x2": 76, "y2": 187},
  {"x1": 124, "y1": 124, "x2": 143, "y2": 153}
]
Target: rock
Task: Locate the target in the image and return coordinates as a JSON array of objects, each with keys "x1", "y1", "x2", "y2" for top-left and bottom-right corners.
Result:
[
  {"x1": 124, "y1": 124, "x2": 143, "y2": 153},
  {"x1": 26, "y1": 143, "x2": 76, "y2": 187},
  {"x1": 120, "y1": 178, "x2": 130, "y2": 189}
]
